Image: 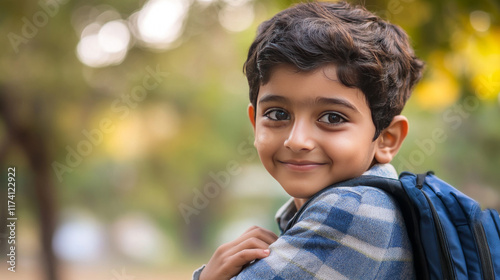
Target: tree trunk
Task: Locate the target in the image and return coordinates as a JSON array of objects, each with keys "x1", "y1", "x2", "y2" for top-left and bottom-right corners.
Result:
[{"x1": 0, "y1": 86, "x2": 59, "y2": 280}]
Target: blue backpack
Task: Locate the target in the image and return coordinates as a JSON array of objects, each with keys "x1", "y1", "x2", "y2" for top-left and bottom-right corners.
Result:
[{"x1": 287, "y1": 171, "x2": 500, "y2": 279}]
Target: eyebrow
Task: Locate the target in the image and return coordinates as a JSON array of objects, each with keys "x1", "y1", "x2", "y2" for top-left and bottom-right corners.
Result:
[
  {"x1": 258, "y1": 94, "x2": 359, "y2": 112},
  {"x1": 258, "y1": 94, "x2": 289, "y2": 105},
  {"x1": 315, "y1": 97, "x2": 359, "y2": 112}
]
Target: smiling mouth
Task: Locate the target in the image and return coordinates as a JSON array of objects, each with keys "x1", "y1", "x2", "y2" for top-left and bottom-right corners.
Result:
[{"x1": 278, "y1": 160, "x2": 327, "y2": 172}]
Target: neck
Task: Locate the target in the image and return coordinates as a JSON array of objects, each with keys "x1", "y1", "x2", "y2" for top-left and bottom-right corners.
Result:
[{"x1": 294, "y1": 197, "x2": 308, "y2": 210}]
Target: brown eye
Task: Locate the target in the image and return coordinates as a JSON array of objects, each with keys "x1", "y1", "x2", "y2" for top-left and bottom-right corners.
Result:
[
  {"x1": 318, "y1": 112, "x2": 346, "y2": 125},
  {"x1": 265, "y1": 109, "x2": 290, "y2": 121}
]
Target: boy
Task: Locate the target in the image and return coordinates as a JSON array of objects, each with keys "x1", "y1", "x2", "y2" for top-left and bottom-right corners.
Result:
[{"x1": 194, "y1": 1, "x2": 424, "y2": 279}]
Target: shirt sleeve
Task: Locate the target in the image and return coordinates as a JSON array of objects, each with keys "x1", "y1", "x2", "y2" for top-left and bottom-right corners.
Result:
[
  {"x1": 192, "y1": 265, "x2": 205, "y2": 280},
  {"x1": 232, "y1": 186, "x2": 415, "y2": 280}
]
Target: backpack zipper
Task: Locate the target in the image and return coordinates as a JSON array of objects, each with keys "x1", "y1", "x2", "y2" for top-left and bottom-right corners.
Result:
[
  {"x1": 422, "y1": 191, "x2": 456, "y2": 280},
  {"x1": 472, "y1": 222, "x2": 494, "y2": 279}
]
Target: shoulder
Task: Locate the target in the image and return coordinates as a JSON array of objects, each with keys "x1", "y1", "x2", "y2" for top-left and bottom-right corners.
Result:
[
  {"x1": 289, "y1": 185, "x2": 410, "y2": 255},
  {"x1": 315, "y1": 185, "x2": 397, "y2": 206},
  {"x1": 235, "y1": 187, "x2": 414, "y2": 279},
  {"x1": 299, "y1": 185, "x2": 402, "y2": 226}
]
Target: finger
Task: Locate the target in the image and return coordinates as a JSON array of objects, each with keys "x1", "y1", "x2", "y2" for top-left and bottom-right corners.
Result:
[
  {"x1": 242, "y1": 226, "x2": 278, "y2": 242},
  {"x1": 219, "y1": 236, "x2": 272, "y2": 260},
  {"x1": 241, "y1": 225, "x2": 262, "y2": 235},
  {"x1": 210, "y1": 249, "x2": 270, "y2": 280},
  {"x1": 228, "y1": 248, "x2": 271, "y2": 268},
  {"x1": 241, "y1": 226, "x2": 279, "y2": 244},
  {"x1": 238, "y1": 236, "x2": 274, "y2": 251},
  {"x1": 217, "y1": 226, "x2": 278, "y2": 258},
  {"x1": 224, "y1": 226, "x2": 277, "y2": 250}
]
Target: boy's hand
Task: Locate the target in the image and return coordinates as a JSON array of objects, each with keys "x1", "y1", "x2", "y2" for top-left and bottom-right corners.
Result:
[{"x1": 200, "y1": 226, "x2": 278, "y2": 280}]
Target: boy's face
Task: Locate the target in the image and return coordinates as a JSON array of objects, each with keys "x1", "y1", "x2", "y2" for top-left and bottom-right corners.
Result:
[{"x1": 249, "y1": 64, "x2": 380, "y2": 199}]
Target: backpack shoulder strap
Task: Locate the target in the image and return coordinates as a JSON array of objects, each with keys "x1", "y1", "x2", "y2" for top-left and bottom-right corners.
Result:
[{"x1": 342, "y1": 175, "x2": 429, "y2": 280}]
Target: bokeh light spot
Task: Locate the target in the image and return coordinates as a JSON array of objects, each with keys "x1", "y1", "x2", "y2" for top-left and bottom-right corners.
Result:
[
  {"x1": 112, "y1": 213, "x2": 170, "y2": 263},
  {"x1": 53, "y1": 214, "x2": 105, "y2": 263},
  {"x1": 98, "y1": 20, "x2": 130, "y2": 53},
  {"x1": 219, "y1": 2, "x2": 255, "y2": 32},
  {"x1": 414, "y1": 69, "x2": 459, "y2": 110},
  {"x1": 134, "y1": 0, "x2": 189, "y2": 49},
  {"x1": 77, "y1": 19, "x2": 130, "y2": 68},
  {"x1": 470, "y1": 10, "x2": 490, "y2": 32}
]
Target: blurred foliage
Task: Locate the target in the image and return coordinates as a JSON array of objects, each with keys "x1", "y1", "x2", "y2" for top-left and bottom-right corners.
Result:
[{"x1": 0, "y1": 0, "x2": 499, "y2": 278}]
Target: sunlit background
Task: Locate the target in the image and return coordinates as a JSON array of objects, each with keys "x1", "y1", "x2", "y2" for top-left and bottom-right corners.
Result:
[{"x1": 0, "y1": 0, "x2": 499, "y2": 279}]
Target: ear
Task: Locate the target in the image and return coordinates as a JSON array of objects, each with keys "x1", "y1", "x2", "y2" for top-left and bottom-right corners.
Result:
[
  {"x1": 374, "y1": 115, "x2": 409, "y2": 164},
  {"x1": 247, "y1": 103, "x2": 256, "y2": 130}
]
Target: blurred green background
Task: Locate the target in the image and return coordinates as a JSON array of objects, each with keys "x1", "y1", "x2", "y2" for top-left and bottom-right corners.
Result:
[{"x1": 0, "y1": 0, "x2": 499, "y2": 279}]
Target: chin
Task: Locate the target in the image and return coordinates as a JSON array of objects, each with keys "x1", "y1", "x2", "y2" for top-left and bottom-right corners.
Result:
[{"x1": 281, "y1": 184, "x2": 318, "y2": 199}]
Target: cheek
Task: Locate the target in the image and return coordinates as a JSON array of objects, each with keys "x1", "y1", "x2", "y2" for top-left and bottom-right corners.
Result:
[
  {"x1": 254, "y1": 128, "x2": 281, "y2": 156},
  {"x1": 327, "y1": 136, "x2": 355, "y2": 153},
  {"x1": 324, "y1": 136, "x2": 374, "y2": 163},
  {"x1": 253, "y1": 128, "x2": 266, "y2": 149}
]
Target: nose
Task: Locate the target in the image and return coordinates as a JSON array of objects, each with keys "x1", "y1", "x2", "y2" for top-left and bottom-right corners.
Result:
[{"x1": 284, "y1": 120, "x2": 316, "y2": 152}]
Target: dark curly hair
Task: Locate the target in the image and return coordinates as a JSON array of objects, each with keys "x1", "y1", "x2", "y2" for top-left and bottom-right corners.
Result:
[{"x1": 243, "y1": 1, "x2": 425, "y2": 139}]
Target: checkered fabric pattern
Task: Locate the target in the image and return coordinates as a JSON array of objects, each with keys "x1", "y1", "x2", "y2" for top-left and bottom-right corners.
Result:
[{"x1": 193, "y1": 164, "x2": 415, "y2": 280}]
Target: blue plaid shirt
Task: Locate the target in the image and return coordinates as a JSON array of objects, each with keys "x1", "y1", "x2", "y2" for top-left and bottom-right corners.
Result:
[{"x1": 194, "y1": 164, "x2": 415, "y2": 279}]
